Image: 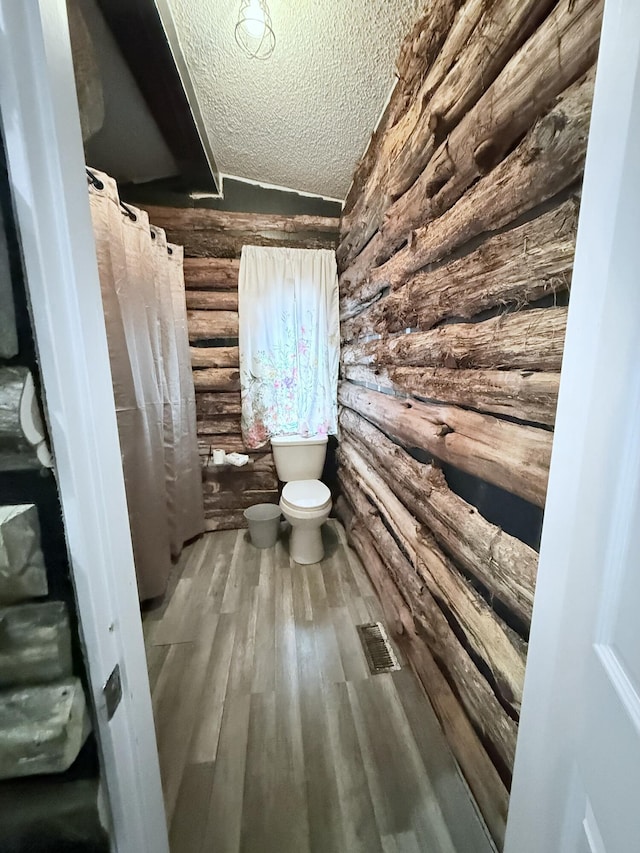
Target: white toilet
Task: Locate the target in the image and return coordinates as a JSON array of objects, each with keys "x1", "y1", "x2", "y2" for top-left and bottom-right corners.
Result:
[{"x1": 271, "y1": 435, "x2": 332, "y2": 564}]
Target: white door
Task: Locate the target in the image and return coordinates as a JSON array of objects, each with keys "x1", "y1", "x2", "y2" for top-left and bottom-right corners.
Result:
[
  {"x1": 0, "y1": 2, "x2": 169, "y2": 851},
  {"x1": 505, "y1": 1, "x2": 640, "y2": 851}
]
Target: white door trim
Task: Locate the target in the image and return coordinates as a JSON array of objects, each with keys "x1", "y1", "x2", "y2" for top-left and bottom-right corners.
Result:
[
  {"x1": 505, "y1": 0, "x2": 640, "y2": 849},
  {"x1": 0, "y1": 2, "x2": 169, "y2": 850}
]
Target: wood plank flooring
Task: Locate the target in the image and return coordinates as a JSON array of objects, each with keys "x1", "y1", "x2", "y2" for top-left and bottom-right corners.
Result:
[{"x1": 143, "y1": 520, "x2": 494, "y2": 853}]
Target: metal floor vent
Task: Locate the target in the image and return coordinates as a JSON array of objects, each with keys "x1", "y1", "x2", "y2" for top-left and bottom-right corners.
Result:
[{"x1": 357, "y1": 622, "x2": 401, "y2": 675}]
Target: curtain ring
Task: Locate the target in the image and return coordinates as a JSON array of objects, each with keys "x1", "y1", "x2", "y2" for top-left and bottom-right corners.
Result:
[
  {"x1": 86, "y1": 168, "x2": 104, "y2": 191},
  {"x1": 119, "y1": 200, "x2": 137, "y2": 222}
]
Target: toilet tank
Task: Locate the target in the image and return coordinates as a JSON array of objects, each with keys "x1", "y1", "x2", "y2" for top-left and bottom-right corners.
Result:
[{"x1": 271, "y1": 434, "x2": 328, "y2": 482}]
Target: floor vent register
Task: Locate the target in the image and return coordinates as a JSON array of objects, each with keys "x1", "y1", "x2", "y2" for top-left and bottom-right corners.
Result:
[{"x1": 356, "y1": 622, "x2": 401, "y2": 675}]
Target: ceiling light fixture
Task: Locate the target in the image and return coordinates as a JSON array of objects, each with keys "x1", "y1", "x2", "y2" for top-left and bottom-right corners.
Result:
[{"x1": 235, "y1": 0, "x2": 276, "y2": 60}]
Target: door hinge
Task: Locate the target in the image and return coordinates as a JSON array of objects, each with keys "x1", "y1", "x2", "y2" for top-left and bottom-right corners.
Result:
[{"x1": 103, "y1": 663, "x2": 122, "y2": 721}]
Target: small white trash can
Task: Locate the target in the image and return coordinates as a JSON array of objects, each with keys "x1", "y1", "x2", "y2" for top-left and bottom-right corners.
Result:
[{"x1": 244, "y1": 503, "x2": 281, "y2": 549}]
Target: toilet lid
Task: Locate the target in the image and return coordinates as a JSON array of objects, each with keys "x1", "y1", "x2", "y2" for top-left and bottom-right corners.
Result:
[{"x1": 281, "y1": 479, "x2": 331, "y2": 509}]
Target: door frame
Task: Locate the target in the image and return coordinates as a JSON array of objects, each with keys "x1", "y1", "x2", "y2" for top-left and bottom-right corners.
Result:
[
  {"x1": 506, "y1": 0, "x2": 640, "y2": 849},
  {"x1": 4, "y1": 0, "x2": 637, "y2": 849},
  {"x1": 0, "y1": 1, "x2": 169, "y2": 850}
]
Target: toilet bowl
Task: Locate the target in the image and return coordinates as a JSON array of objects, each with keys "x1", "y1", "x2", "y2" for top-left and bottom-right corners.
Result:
[
  {"x1": 280, "y1": 479, "x2": 332, "y2": 564},
  {"x1": 271, "y1": 434, "x2": 332, "y2": 563}
]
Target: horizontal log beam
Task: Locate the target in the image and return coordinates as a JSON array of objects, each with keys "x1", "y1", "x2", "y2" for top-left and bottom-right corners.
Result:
[
  {"x1": 141, "y1": 207, "x2": 340, "y2": 259},
  {"x1": 196, "y1": 392, "x2": 242, "y2": 417},
  {"x1": 341, "y1": 0, "x2": 465, "y2": 243},
  {"x1": 339, "y1": 468, "x2": 517, "y2": 773},
  {"x1": 183, "y1": 257, "x2": 239, "y2": 290},
  {"x1": 341, "y1": 85, "x2": 406, "y2": 227},
  {"x1": 188, "y1": 310, "x2": 238, "y2": 340},
  {"x1": 334, "y1": 496, "x2": 405, "y2": 637},
  {"x1": 343, "y1": 67, "x2": 594, "y2": 307},
  {"x1": 339, "y1": 381, "x2": 551, "y2": 507},
  {"x1": 196, "y1": 416, "x2": 242, "y2": 435},
  {"x1": 338, "y1": 440, "x2": 527, "y2": 713},
  {"x1": 344, "y1": 364, "x2": 560, "y2": 427},
  {"x1": 142, "y1": 206, "x2": 340, "y2": 235},
  {"x1": 342, "y1": 308, "x2": 567, "y2": 371},
  {"x1": 339, "y1": 408, "x2": 538, "y2": 624},
  {"x1": 190, "y1": 346, "x2": 239, "y2": 369},
  {"x1": 394, "y1": 0, "x2": 463, "y2": 99},
  {"x1": 203, "y1": 489, "x2": 279, "y2": 511},
  {"x1": 186, "y1": 291, "x2": 238, "y2": 311},
  {"x1": 340, "y1": 197, "x2": 578, "y2": 326},
  {"x1": 370, "y1": 68, "x2": 595, "y2": 292},
  {"x1": 339, "y1": 0, "x2": 555, "y2": 270},
  {"x1": 175, "y1": 231, "x2": 338, "y2": 259},
  {"x1": 202, "y1": 468, "x2": 278, "y2": 493},
  {"x1": 423, "y1": 0, "x2": 600, "y2": 196},
  {"x1": 338, "y1": 492, "x2": 509, "y2": 845},
  {"x1": 397, "y1": 606, "x2": 509, "y2": 847},
  {"x1": 342, "y1": 307, "x2": 567, "y2": 373},
  {"x1": 369, "y1": 0, "x2": 601, "y2": 275},
  {"x1": 192, "y1": 368, "x2": 240, "y2": 392},
  {"x1": 177, "y1": 232, "x2": 337, "y2": 259}
]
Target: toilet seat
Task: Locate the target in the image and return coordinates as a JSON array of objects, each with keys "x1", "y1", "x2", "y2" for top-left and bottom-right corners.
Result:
[{"x1": 281, "y1": 479, "x2": 331, "y2": 513}]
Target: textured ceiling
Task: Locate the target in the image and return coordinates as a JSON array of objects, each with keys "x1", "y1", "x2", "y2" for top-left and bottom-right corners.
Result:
[{"x1": 165, "y1": 0, "x2": 423, "y2": 200}]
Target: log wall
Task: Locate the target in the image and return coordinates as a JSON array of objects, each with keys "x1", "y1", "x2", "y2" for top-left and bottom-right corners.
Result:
[
  {"x1": 336, "y1": 1, "x2": 603, "y2": 846},
  {"x1": 139, "y1": 207, "x2": 340, "y2": 530}
]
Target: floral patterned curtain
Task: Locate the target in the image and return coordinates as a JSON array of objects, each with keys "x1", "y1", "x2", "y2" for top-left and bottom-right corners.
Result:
[{"x1": 238, "y1": 246, "x2": 339, "y2": 449}]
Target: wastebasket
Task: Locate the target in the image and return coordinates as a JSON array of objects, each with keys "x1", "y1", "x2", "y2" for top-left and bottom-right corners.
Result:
[{"x1": 244, "y1": 503, "x2": 281, "y2": 549}]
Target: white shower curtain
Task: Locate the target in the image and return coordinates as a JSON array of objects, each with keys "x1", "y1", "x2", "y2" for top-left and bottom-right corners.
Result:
[
  {"x1": 238, "y1": 246, "x2": 339, "y2": 449},
  {"x1": 88, "y1": 168, "x2": 204, "y2": 601}
]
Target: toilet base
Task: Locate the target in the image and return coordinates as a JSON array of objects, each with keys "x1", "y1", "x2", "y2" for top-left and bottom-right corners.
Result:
[{"x1": 290, "y1": 524, "x2": 324, "y2": 564}]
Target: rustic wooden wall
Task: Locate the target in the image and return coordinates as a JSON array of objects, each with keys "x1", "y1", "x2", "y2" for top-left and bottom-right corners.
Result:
[
  {"x1": 336, "y1": 0, "x2": 603, "y2": 846},
  {"x1": 138, "y1": 206, "x2": 340, "y2": 530}
]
